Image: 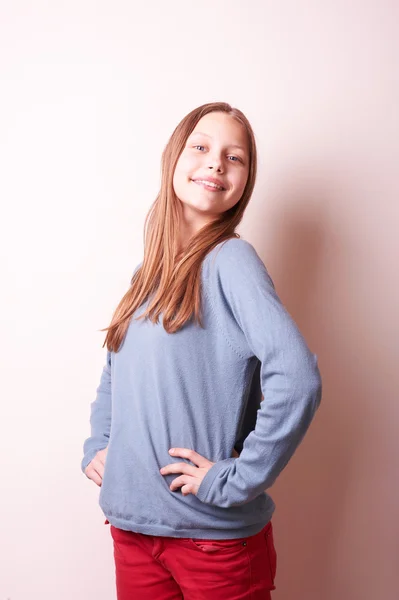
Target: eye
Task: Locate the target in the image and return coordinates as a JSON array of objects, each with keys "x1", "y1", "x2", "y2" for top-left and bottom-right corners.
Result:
[{"x1": 193, "y1": 145, "x2": 243, "y2": 163}]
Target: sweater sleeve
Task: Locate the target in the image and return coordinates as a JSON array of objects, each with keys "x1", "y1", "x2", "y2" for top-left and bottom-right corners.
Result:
[
  {"x1": 81, "y1": 350, "x2": 112, "y2": 474},
  {"x1": 195, "y1": 240, "x2": 322, "y2": 508},
  {"x1": 81, "y1": 262, "x2": 143, "y2": 475}
]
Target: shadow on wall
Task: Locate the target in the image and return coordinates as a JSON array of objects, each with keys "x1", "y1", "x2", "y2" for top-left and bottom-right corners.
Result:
[{"x1": 251, "y1": 172, "x2": 368, "y2": 600}]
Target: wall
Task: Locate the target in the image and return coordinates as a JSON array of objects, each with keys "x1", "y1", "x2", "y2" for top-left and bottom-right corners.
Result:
[{"x1": 1, "y1": 2, "x2": 398, "y2": 599}]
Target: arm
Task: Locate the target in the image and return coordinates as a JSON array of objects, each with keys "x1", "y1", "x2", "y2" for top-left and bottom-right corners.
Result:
[
  {"x1": 80, "y1": 350, "x2": 112, "y2": 474},
  {"x1": 196, "y1": 240, "x2": 322, "y2": 508},
  {"x1": 81, "y1": 262, "x2": 142, "y2": 475}
]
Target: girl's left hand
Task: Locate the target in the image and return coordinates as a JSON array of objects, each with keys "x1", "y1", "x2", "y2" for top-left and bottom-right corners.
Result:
[
  {"x1": 160, "y1": 446, "x2": 240, "y2": 496},
  {"x1": 159, "y1": 448, "x2": 215, "y2": 496}
]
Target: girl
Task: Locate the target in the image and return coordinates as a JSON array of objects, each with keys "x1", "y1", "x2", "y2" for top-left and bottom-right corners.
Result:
[{"x1": 81, "y1": 101, "x2": 322, "y2": 600}]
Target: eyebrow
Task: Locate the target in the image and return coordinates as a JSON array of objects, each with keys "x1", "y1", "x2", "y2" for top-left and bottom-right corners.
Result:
[{"x1": 189, "y1": 131, "x2": 246, "y2": 152}]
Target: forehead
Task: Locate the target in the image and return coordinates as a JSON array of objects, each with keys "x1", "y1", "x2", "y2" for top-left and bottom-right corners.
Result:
[{"x1": 189, "y1": 113, "x2": 248, "y2": 151}]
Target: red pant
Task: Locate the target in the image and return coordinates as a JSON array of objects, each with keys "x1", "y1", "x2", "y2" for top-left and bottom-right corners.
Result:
[{"x1": 105, "y1": 519, "x2": 277, "y2": 600}]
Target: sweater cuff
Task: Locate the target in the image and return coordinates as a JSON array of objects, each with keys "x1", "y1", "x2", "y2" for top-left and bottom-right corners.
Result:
[{"x1": 196, "y1": 457, "x2": 236, "y2": 505}]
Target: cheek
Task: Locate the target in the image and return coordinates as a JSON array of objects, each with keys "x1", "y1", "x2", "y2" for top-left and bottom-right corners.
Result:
[
  {"x1": 230, "y1": 171, "x2": 248, "y2": 195},
  {"x1": 173, "y1": 158, "x2": 186, "y2": 186},
  {"x1": 173, "y1": 158, "x2": 193, "y2": 195},
  {"x1": 178, "y1": 150, "x2": 200, "y2": 173}
]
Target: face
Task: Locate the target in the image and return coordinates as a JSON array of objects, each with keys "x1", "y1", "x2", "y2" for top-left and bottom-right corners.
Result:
[{"x1": 172, "y1": 112, "x2": 250, "y2": 232}]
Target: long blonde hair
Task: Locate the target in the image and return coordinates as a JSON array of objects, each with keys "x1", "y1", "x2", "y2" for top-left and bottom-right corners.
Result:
[{"x1": 101, "y1": 101, "x2": 258, "y2": 351}]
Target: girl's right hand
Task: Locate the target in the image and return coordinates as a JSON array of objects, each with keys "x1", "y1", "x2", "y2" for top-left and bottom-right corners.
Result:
[{"x1": 84, "y1": 447, "x2": 108, "y2": 486}]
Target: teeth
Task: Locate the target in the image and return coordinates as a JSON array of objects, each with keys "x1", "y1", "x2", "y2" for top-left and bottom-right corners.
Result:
[{"x1": 194, "y1": 180, "x2": 224, "y2": 190}]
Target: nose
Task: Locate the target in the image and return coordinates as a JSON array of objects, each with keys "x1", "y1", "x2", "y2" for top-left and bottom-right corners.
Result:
[{"x1": 207, "y1": 154, "x2": 223, "y2": 173}]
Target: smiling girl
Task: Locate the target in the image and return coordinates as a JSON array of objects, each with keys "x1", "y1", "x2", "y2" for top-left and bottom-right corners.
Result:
[{"x1": 81, "y1": 101, "x2": 322, "y2": 600}]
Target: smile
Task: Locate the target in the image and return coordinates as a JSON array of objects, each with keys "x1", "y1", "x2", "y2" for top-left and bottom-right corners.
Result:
[{"x1": 191, "y1": 180, "x2": 226, "y2": 192}]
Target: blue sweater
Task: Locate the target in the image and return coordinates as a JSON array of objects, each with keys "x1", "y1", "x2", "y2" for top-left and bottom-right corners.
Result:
[{"x1": 81, "y1": 238, "x2": 322, "y2": 539}]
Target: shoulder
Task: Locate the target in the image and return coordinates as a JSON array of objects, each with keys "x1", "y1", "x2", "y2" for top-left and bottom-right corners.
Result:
[
  {"x1": 208, "y1": 237, "x2": 259, "y2": 268},
  {"x1": 208, "y1": 238, "x2": 275, "y2": 288},
  {"x1": 214, "y1": 237, "x2": 257, "y2": 258}
]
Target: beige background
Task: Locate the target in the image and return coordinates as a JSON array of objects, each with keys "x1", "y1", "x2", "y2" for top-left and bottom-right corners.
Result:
[{"x1": 1, "y1": 1, "x2": 398, "y2": 599}]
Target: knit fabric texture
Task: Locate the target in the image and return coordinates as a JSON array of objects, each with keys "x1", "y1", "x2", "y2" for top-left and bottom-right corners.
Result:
[{"x1": 81, "y1": 238, "x2": 322, "y2": 538}]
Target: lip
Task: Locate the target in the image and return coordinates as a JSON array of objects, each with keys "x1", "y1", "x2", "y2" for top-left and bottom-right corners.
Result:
[{"x1": 191, "y1": 177, "x2": 226, "y2": 190}]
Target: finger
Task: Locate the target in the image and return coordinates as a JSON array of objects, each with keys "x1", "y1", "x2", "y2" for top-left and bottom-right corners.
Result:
[
  {"x1": 85, "y1": 466, "x2": 102, "y2": 487},
  {"x1": 169, "y1": 475, "x2": 195, "y2": 492},
  {"x1": 97, "y1": 452, "x2": 107, "y2": 466},
  {"x1": 168, "y1": 448, "x2": 210, "y2": 467},
  {"x1": 181, "y1": 483, "x2": 195, "y2": 496},
  {"x1": 160, "y1": 462, "x2": 197, "y2": 477},
  {"x1": 92, "y1": 458, "x2": 105, "y2": 478}
]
